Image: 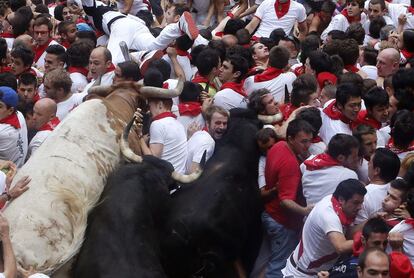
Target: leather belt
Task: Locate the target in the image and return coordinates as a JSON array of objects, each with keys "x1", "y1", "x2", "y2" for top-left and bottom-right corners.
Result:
[
  {"x1": 289, "y1": 254, "x2": 317, "y2": 276},
  {"x1": 108, "y1": 15, "x2": 126, "y2": 33}
]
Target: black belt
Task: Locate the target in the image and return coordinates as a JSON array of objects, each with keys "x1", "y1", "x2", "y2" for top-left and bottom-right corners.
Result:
[
  {"x1": 107, "y1": 15, "x2": 126, "y2": 33},
  {"x1": 289, "y1": 254, "x2": 317, "y2": 276}
]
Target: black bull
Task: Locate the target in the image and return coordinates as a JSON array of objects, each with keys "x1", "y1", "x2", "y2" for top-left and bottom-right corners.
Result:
[{"x1": 72, "y1": 109, "x2": 264, "y2": 277}]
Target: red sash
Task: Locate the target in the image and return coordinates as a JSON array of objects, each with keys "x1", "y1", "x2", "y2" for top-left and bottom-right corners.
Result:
[
  {"x1": 67, "y1": 66, "x2": 89, "y2": 77},
  {"x1": 178, "y1": 102, "x2": 202, "y2": 117},
  {"x1": 38, "y1": 117, "x2": 60, "y2": 131},
  {"x1": 341, "y1": 9, "x2": 361, "y2": 24},
  {"x1": 61, "y1": 40, "x2": 71, "y2": 49},
  {"x1": 0, "y1": 66, "x2": 12, "y2": 73},
  {"x1": 293, "y1": 65, "x2": 305, "y2": 77},
  {"x1": 106, "y1": 63, "x2": 116, "y2": 73},
  {"x1": 401, "y1": 48, "x2": 414, "y2": 60},
  {"x1": 304, "y1": 153, "x2": 340, "y2": 171},
  {"x1": 386, "y1": 138, "x2": 414, "y2": 154},
  {"x1": 220, "y1": 82, "x2": 247, "y2": 97},
  {"x1": 274, "y1": 0, "x2": 290, "y2": 18},
  {"x1": 0, "y1": 113, "x2": 20, "y2": 129},
  {"x1": 311, "y1": 136, "x2": 323, "y2": 143},
  {"x1": 408, "y1": 6, "x2": 414, "y2": 14},
  {"x1": 176, "y1": 48, "x2": 191, "y2": 59},
  {"x1": 33, "y1": 93, "x2": 40, "y2": 103},
  {"x1": 355, "y1": 110, "x2": 381, "y2": 130},
  {"x1": 344, "y1": 64, "x2": 359, "y2": 73},
  {"x1": 404, "y1": 218, "x2": 414, "y2": 229},
  {"x1": 0, "y1": 32, "x2": 14, "y2": 38},
  {"x1": 254, "y1": 67, "x2": 284, "y2": 82},
  {"x1": 331, "y1": 195, "x2": 355, "y2": 226},
  {"x1": 192, "y1": 73, "x2": 217, "y2": 90},
  {"x1": 317, "y1": 72, "x2": 337, "y2": 89},
  {"x1": 34, "y1": 39, "x2": 52, "y2": 63},
  {"x1": 152, "y1": 111, "x2": 177, "y2": 121},
  {"x1": 323, "y1": 100, "x2": 352, "y2": 125}
]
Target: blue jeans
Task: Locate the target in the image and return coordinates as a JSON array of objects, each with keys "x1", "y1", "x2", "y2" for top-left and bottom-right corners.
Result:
[{"x1": 262, "y1": 212, "x2": 299, "y2": 278}]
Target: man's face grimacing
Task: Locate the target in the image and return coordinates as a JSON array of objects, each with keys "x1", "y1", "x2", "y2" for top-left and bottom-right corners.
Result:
[
  {"x1": 340, "y1": 193, "x2": 364, "y2": 218},
  {"x1": 89, "y1": 49, "x2": 111, "y2": 80},
  {"x1": 338, "y1": 96, "x2": 362, "y2": 121},
  {"x1": 208, "y1": 112, "x2": 228, "y2": 140}
]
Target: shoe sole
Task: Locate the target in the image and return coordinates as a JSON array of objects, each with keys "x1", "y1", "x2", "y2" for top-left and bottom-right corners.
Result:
[
  {"x1": 140, "y1": 50, "x2": 164, "y2": 75},
  {"x1": 182, "y1": 11, "x2": 199, "y2": 40}
]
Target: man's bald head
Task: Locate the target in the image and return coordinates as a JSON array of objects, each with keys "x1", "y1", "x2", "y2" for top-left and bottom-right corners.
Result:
[
  {"x1": 89, "y1": 46, "x2": 112, "y2": 80},
  {"x1": 377, "y1": 47, "x2": 400, "y2": 78},
  {"x1": 33, "y1": 98, "x2": 57, "y2": 130},
  {"x1": 13, "y1": 34, "x2": 34, "y2": 50}
]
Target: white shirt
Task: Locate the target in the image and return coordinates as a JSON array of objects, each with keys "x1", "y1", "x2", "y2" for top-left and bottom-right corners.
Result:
[
  {"x1": 377, "y1": 125, "x2": 391, "y2": 148},
  {"x1": 360, "y1": 65, "x2": 378, "y2": 80},
  {"x1": 70, "y1": 72, "x2": 89, "y2": 94},
  {"x1": 362, "y1": 16, "x2": 393, "y2": 35},
  {"x1": 309, "y1": 141, "x2": 326, "y2": 156},
  {"x1": 150, "y1": 116, "x2": 188, "y2": 174},
  {"x1": 213, "y1": 88, "x2": 248, "y2": 111},
  {"x1": 389, "y1": 220, "x2": 414, "y2": 265},
  {"x1": 28, "y1": 130, "x2": 52, "y2": 159},
  {"x1": 243, "y1": 71, "x2": 296, "y2": 103},
  {"x1": 282, "y1": 195, "x2": 345, "y2": 277},
  {"x1": 82, "y1": 70, "x2": 115, "y2": 95},
  {"x1": 162, "y1": 54, "x2": 193, "y2": 81},
  {"x1": 57, "y1": 92, "x2": 86, "y2": 121},
  {"x1": 354, "y1": 183, "x2": 390, "y2": 224},
  {"x1": 0, "y1": 111, "x2": 28, "y2": 168},
  {"x1": 177, "y1": 114, "x2": 205, "y2": 133},
  {"x1": 186, "y1": 130, "x2": 215, "y2": 174},
  {"x1": 319, "y1": 110, "x2": 353, "y2": 145},
  {"x1": 254, "y1": 0, "x2": 306, "y2": 38},
  {"x1": 321, "y1": 13, "x2": 367, "y2": 42},
  {"x1": 357, "y1": 158, "x2": 370, "y2": 185},
  {"x1": 34, "y1": 40, "x2": 63, "y2": 70},
  {"x1": 301, "y1": 157, "x2": 358, "y2": 205},
  {"x1": 258, "y1": 156, "x2": 266, "y2": 188},
  {"x1": 116, "y1": 0, "x2": 149, "y2": 15},
  {"x1": 388, "y1": 3, "x2": 414, "y2": 31}
]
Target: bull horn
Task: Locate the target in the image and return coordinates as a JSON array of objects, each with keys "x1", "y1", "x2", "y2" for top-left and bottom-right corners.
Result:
[
  {"x1": 257, "y1": 113, "x2": 283, "y2": 124},
  {"x1": 140, "y1": 77, "x2": 184, "y2": 98},
  {"x1": 171, "y1": 170, "x2": 202, "y2": 183},
  {"x1": 87, "y1": 85, "x2": 113, "y2": 97},
  {"x1": 120, "y1": 116, "x2": 143, "y2": 163}
]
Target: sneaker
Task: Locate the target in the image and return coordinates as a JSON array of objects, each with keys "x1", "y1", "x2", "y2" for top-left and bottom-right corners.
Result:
[
  {"x1": 179, "y1": 11, "x2": 199, "y2": 40},
  {"x1": 133, "y1": 49, "x2": 164, "y2": 75}
]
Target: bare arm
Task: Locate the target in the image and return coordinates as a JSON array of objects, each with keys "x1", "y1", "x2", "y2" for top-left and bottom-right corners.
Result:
[
  {"x1": 166, "y1": 47, "x2": 186, "y2": 80},
  {"x1": 281, "y1": 200, "x2": 314, "y2": 217},
  {"x1": 327, "y1": 231, "x2": 353, "y2": 255},
  {"x1": 139, "y1": 135, "x2": 163, "y2": 157},
  {"x1": 238, "y1": 4, "x2": 258, "y2": 18},
  {"x1": 121, "y1": 0, "x2": 133, "y2": 14},
  {"x1": 297, "y1": 20, "x2": 308, "y2": 41},
  {"x1": 0, "y1": 214, "x2": 17, "y2": 278},
  {"x1": 231, "y1": 0, "x2": 248, "y2": 18},
  {"x1": 245, "y1": 16, "x2": 260, "y2": 34},
  {"x1": 202, "y1": 0, "x2": 216, "y2": 27}
]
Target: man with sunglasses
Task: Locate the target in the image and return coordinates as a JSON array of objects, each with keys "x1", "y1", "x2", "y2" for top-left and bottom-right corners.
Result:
[{"x1": 321, "y1": 0, "x2": 366, "y2": 42}]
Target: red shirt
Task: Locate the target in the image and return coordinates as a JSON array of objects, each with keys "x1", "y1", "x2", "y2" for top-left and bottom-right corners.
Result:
[{"x1": 265, "y1": 141, "x2": 305, "y2": 230}]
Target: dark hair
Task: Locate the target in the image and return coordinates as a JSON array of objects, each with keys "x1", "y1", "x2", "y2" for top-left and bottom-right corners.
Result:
[
  {"x1": 392, "y1": 68, "x2": 414, "y2": 111},
  {"x1": 346, "y1": 23, "x2": 365, "y2": 45},
  {"x1": 46, "y1": 44, "x2": 67, "y2": 64},
  {"x1": 300, "y1": 34, "x2": 320, "y2": 64},
  {"x1": 333, "y1": 178, "x2": 367, "y2": 201},
  {"x1": 308, "y1": 50, "x2": 332, "y2": 74},
  {"x1": 321, "y1": 0, "x2": 336, "y2": 14},
  {"x1": 167, "y1": 2, "x2": 189, "y2": 16},
  {"x1": 256, "y1": 128, "x2": 278, "y2": 144},
  {"x1": 0, "y1": 72, "x2": 17, "y2": 91},
  {"x1": 295, "y1": 107, "x2": 322, "y2": 137},
  {"x1": 67, "y1": 40, "x2": 94, "y2": 67},
  {"x1": 208, "y1": 40, "x2": 226, "y2": 62},
  {"x1": 223, "y1": 18, "x2": 246, "y2": 35},
  {"x1": 11, "y1": 45, "x2": 34, "y2": 67},
  {"x1": 364, "y1": 87, "x2": 389, "y2": 110},
  {"x1": 175, "y1": 34, "x2": 194, "y2": 52},
  {"x1": 390, "y1": 179, "x2": 411, "y2": 204},
  {"x1": 195, "y1": 48, "x2": 220, "y2": 76},
  {"x1": 18, "y1": 72, "x2": 37, "y2": 87},
  {"x1": 0, "y1": 38, "x2": 7, "y2": 61},
  {"x1": 148, "y1": 59, "x2": 171, "y2": 82},
  {"x1": 362, "y1": 218, "x2": 389, "y2": 239},
  {"x1": 143, "y1": 68, "x2": 164, "y2": 88},
  {"x1": 286, "y1": 119, "x2": 314, "y2": 139},
  {"x1": 336, "y1": 83, "x2": 362, "y2": 107},
  {"x1": 358, "y1": 248, "x2": 389, "y2": 270},
  {"x1": 372, "y1": 148, "x2": 400, "y2": 183},
  {"x1": 34, "y1": 4, "x2": 49, "y2": 14},
  {"x1": 190, "y1": 44, "x2": 207, "y2": 66},
  {"x1": 369, "y1": 16, "x2": 386, "y2": 39},
  {"x1": 76, "y1": 31, "x2": 97, "y2": 47},
  {"x1": 370, "y1": 0, "x2": 386, "y2": 10},
  {"x1": 225, "y1": 55, "x2": 249, "y2": 83},
  {"x1": 403, "y1": 29, "x2": 414, "y2": 53},
  {"x1": 9, "y1": 0, "x2": 26, "y2": 11},
  {"x1": 226, "y1": 45, "x2": 255, "y2": 68},
  {"x1": 390, "y1": 110, "x2": 414, "y2": 149},
  {"x1": 118, "y1": 61, "x2": 141, "y2": 81},
  {"x1": 236, "y1": 29, "x2": 251, "y2": 46},
  {"x1": 362, "y1": 79, "x2": 377, "y2": 96},
  {"x1": 338, "y1": 72, "x2": 364, "y2": 88},
  {"x1": 327, "y1": 134, "x2": 360, "y2": 159},
  {"x1": 57, "y1": 20, "x2": 75, "y2": 35},
  {"x1": 363, "y1": 46, "x2": 378, "y2": 66},
  {"x1": 10, "y1": 7, "x2": 32, "y2": 37},
  {"x1": 247, "y1": 88, "x2": 272, "y2": 114},
  {"x1": 338, "y1": 38, "x2": 360, "y2": 66},
  {"x1": 53, "y1": 5, "x2": 65, "y2": 21},
  {"x1": 291, "y1": 74, "x2": 317, "y2": 107},
  {"x1": 269, "y1": 46, "x2": 290, "y2": 69},
  {"x1": 33, "y1": 15, "x2": 52, "y2": 31},
  {"x1": 353, "y1": 124, "x2": 376, "y2": 143},
  {"x1": 136, "y1": 9, "x2": 153, "y2": 28},
  {"x1": 328, "y1": 30, "x2": 347, "y2": 40},
  {"x1": 179, "y1": 81, "x2": 203, "y2": 102},
  {"x1": 406, "y1": 187, "x2": 414, "y2": 218}
]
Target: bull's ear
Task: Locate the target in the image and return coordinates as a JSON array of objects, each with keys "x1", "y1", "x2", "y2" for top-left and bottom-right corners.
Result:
[{"x1": 87, "y1": 85, "x2": 113, "y2": 97}]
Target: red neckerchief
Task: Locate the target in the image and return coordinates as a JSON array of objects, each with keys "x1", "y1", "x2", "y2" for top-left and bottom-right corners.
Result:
[
  {"x1": 280, "y1": 103, "x2": 297, "y2": 121},
  {"x1": 38, "y1": 117, "x2": 60, "y2": 131},
  {"x1": 152, "y1": 111, "x2": 177, "y2": 121},
  {"x1": 175, "y1": 48, "x2": 191, "y2": 59},
  {"x1": 61, "y1": 40, "x2": 71, "y2": 49},
  {"x1": 192, "y1": 73, "x2": 217, "y2": 90},
  {"x1": 67, "y1": 66, "x2": 89, "y2": 77},
  {"x1": 178, "y1": 101, "x2": 202, "y2": 116},
  {"x1": 408, "y1": 6, "x2": 414, "y2": 14},
  {"x1": 317, "y1": 72, "x2": 337, "y2": 89},
  {"x1": 33, "y1": 93, "x2": 40, "y2": 103},
  {"x1": 95, "y1": 30, "x2": 105, "y2": 38},
  {"x1": 0, "y1": 32, "x2": 14, "y2": 38},
  {"x1": 341, "y1": 8, "x2": 361, "y2": 24},
  {"x1": 293, "y1": 65, "x2": 305, "y2": 76},
  {"x1": 0, "y1": 113, "x2": 20, "y2": 129},
  {"x1": 304, "y1": 153, "x2": 340, "y2": 171},
  {"x1": 331, "y1": 195, "x2": 355, "y2": 226},
  {"x1": 323, "y1": 100, "x2": 352, "y2": 125},
  {"x1": 105, "y1": 63, "x2": 116, "y2": 74},
  {"x1": 352, "y1": 231, "x2": 364, "y2": 257},
  {"x1": 274, "y1": 0, "x2": 291, "y2": 18},
  {"x1": 215, "y1": 31, "x2": 224, "y2": 37},
  {"x1": 220, "y1": 82, "x2": 247, "y2": 97},
  {"x1": 404, "y1": 218, "x2": 414, "y2": 229},
  {"x1": 344, "y1": 64, "x2": 359, "y2": 73},
  {"x1": 386, "y1": 138, "x2": 414, "y2": 154},
  {"x1": 254, "y1": 66, "x2": 284, "y2": 82},
  {"x1": 312, "y1": 136, "x2": 323, "y2": 143},
  {"x1": 401, "y1": 48, "x2": 414, "y2": 60},
  {"x1": 0, "y1": 66, "x2": 12, "y2": 73},
  {"x1": 34, "y1": 39, "x2": 52, "y2": 63},
  {"x1": 356, "y1": 110, "x2": 381, "y2": 130}
]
